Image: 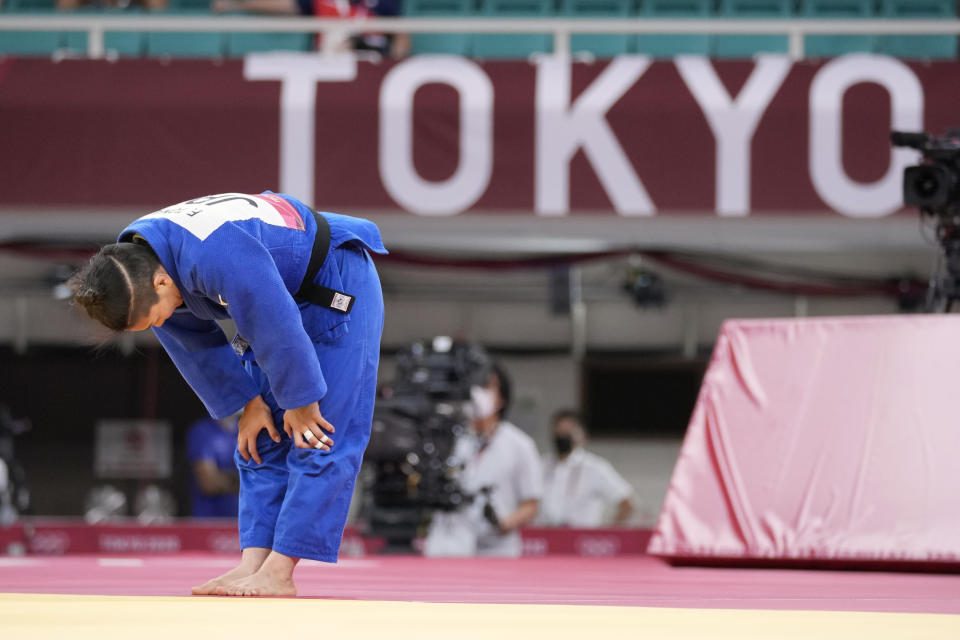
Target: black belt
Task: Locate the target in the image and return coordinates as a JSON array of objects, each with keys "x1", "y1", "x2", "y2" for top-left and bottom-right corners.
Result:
[{"x1": 294, "y1": 211, "x2": 356, "y2": 314}]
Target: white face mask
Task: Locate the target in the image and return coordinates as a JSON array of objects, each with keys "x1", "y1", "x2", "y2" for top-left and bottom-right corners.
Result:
[{"x1": 467, "y1": 384, "x2": 497, "y2": 421}]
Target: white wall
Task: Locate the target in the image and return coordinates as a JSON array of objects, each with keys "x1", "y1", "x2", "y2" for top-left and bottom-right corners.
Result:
[{"x1": 589, "y1": 439, "x2": 683, "y2": 527}]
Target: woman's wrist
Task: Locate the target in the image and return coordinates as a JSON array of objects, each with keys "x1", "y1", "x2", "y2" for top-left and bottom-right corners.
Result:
[{"x1": 243, "y1": 395, "x2": 266, "y2": 412}]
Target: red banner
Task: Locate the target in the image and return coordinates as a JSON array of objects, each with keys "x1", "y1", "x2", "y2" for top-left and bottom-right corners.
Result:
[
  {"x1": 4, "y1": 519, "x2": 383, "y2": 556},
  {"x1": 520, "y1": 527, "x2": 652, "y2": 557},
  {"x1": 1, "y1": 54, "x2": 958, "y2": 217},
  {"x1": 1, "y1": 520, "x2": 651, "y2": 557}
]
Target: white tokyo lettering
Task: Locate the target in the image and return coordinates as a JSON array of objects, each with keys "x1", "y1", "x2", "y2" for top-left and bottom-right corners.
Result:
[
  {"x1": 379, "y1": 55, "x2": 494, "y2": 216},
  {"x1": 535, "y1": 56, "x2": 655, "y2": 217},
  {"x1": 245, "y1": 53, "x2": 931, "y2": 219},
  {"x1": 676, "y1": 55, "x2": 792, "y2": 217},
  {"x1": 244, "y1": 54, "x2": 359, "y2": 203},
  {"x1": 809, "y1": 54, "x2": 923, "y2": 218}
]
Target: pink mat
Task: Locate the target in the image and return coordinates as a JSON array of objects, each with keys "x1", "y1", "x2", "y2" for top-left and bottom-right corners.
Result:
[
  {"x1": 650, "y1": 316, "x2": 960, "y2": 567},
  {"x1": 1, "y1": 554, "x2": 959, "y2": 614}
]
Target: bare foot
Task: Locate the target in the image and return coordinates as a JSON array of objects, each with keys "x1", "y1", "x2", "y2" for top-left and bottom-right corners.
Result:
[
  {"x1": 223, "y1": 550, "x2": 299, "y2": 597},
  {"x1": 191, "y1": 547, "x2": 270, "y2": 595},
  {"x1": 223, "y1": 570, "x2": 297, "y2": 597}
]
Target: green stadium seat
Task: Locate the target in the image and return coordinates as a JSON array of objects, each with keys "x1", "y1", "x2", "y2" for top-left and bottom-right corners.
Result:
[
  {"x1": 0, "y1": 0, "x2": 62, "y2": 57},
  {"x1": 168, "y1": 0, "x2": 212, "y2": 9},
  {"x1": 403, "y1": 0, "x2": 472, "y2": 56},
  {"x1": 6, "y1": 0, "x2": 55, "y2": 8},
  {"x1": 224, "y1": 13, "x2": 312, "y2": 56},
  {"x1": 472, "y1": 0, "x2": 552, "y2": 59},
  {"x1": 634, "y1": 0, "x2": 711, "y2": 58},
  {"x1": 0, "y1": 12, "x2": 63, "y2": 56},
  {"x1": 799, "y1": 0, "x2": 875, "y2": 58},
  {"x1": 62, "y1": 8, "x2": 145, "y2": 58},
  {"x1": 558, "y1": 0, "x2": 631, "y2": 58},
  {"x1": 145, "y1": 9, "x2": 224, "y2": 58},
  {"x1": 713, "y1": 0, "x2": 792, "y2": 59},
  {"x1": 876, "y1": 0, "x2": 957, "y2": 60},
  {"x1": 226, "y1": 32, "x2": 312, "y2": 56}
]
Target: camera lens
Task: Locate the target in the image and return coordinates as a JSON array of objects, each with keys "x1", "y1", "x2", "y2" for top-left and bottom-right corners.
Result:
[
  {"x1": 915, "y1": 174, "x2": 939, "y2": 197},
  {"x1": 904, "y1": 165, "x2": 953, "y2": 207}
]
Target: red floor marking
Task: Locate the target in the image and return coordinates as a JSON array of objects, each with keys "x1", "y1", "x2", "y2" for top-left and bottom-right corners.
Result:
[{"x1": 1, "y1": 554, "x2": 958, "y2": 614}]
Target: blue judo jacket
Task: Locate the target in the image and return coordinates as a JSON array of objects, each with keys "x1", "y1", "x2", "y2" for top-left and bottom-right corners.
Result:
[{"x1": 119, "y1": 191, "x2": 387, "y2": 420}]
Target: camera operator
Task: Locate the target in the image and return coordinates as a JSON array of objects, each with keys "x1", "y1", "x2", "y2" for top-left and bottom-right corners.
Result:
[{"x1": 423, "y1": 362, "x2": 541, "y2": 557}]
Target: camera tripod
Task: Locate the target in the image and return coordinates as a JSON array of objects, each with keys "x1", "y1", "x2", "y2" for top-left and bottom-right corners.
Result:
[{"x1": 924, "y1": 216, "x2": 960, "y2": 313}]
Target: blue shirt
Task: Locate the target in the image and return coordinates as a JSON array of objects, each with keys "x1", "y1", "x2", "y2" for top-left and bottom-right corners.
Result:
[
  {"x1": 119, "y1": 191, "x2": 387, "y2": 419},
  {"x1": 186, "y1": 417, "x2": 240, "y2": 518}
]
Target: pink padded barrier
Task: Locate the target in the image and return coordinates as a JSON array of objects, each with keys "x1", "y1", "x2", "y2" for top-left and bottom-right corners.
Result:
[{"x1": 649, "y1": 315, "x2": 960, "y2": 567}]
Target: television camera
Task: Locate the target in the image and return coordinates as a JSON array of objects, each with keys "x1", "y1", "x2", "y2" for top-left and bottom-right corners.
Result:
[
  {"x1": 361, "y1": 338, "x2": 493, "y2": 550},
  {"x1": 892, "y1": 129, "x2": 960, "y2": 311}
]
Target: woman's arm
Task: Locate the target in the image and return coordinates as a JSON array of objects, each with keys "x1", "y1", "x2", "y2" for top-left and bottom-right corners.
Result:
[
  {"x1": 496, "y1": 498, "x2": 539, "y2": 533},
  {"x1": 153, "y1": 312, "x2": 261, "y2": 419}
]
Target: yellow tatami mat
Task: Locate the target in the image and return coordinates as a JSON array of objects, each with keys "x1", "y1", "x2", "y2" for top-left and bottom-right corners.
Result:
[{"x1": 1, "y1": 593, "x2": 958, "y2": 640}]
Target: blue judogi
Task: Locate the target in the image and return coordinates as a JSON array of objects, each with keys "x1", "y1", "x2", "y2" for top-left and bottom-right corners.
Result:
[{"x1": 120, "y1": 191, "x2": 385, "y2": 562}]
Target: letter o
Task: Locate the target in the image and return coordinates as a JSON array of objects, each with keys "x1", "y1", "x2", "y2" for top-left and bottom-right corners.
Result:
[
  {"x1": 379, "y1": 56, "x2": 494, "y2": 216},
  {"x1": 809, "y1": 54, "x2": 923, "y2": 218}
]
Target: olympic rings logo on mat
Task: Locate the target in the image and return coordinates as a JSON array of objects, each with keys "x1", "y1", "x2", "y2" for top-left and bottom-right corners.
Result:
[
  {"x1": 575, "y1": 536, "x2": 621, "y2": 557},
  {"x1": 29, "y1": 531, "x2": 71, "y2": 555}
]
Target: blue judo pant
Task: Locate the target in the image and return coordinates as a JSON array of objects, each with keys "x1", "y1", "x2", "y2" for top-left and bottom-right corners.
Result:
[{"x1": 234, "y1": 243, "x2": 383, "y2": 563}]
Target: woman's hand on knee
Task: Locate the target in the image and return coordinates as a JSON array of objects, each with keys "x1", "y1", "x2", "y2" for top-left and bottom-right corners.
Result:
[
  {"x1": 284, "y1": 402, "x2": 336, "y2": 451},
  {"x1": 237, "y1": 395, "x2": 281, "y2": 465}
]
